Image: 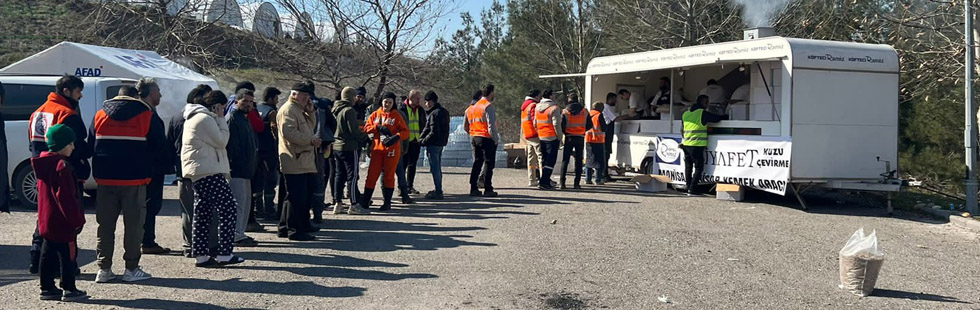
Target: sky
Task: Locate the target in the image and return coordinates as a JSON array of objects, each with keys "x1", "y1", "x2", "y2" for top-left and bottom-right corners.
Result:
[{"x1": 431, "y1": 0, "x2": 493, "y2": 48}]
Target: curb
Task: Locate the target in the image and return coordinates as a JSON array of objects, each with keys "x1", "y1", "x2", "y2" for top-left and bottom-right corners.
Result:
[{"x1": 914, "y1": 206, "x2": 980, "y2": 234}]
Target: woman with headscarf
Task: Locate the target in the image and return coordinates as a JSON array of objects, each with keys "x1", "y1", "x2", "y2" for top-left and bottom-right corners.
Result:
[{"x1": 361, "y1": 92, "x2": 409, "y2": 210}]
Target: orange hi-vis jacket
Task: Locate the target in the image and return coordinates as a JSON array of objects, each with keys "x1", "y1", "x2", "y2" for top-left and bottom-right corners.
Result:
[
  {"x1": 563, "y1": 108, "x2": 587, "y2": 136},
  {"x1": 521, "y1": 99, "x2": 538, "y2": 140},
  {"x1": 466, "y1": 99, "x2": 492, "y2": 138},
  {"x1": 586, "y1": 110, "x2": 606, "y2": 144},
  {"x1": 364, "y1": 107, "x2": 410, "y2": 154},
  {"x1": 29, "y1": 93, "x2": 78, "y2": 147},
  {"x1": 535, "y1": 105, "x2": 558, "y2": 139}
]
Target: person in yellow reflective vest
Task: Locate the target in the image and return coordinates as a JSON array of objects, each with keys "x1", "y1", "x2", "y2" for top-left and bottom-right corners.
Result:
[{"x1": 681, "y1": 95, "x2": 725, "y2": 196}]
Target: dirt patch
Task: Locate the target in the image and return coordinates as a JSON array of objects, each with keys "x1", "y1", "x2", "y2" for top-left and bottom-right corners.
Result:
[{"x1": 541, "y1": 292, "x2": 588, "y2": 310}]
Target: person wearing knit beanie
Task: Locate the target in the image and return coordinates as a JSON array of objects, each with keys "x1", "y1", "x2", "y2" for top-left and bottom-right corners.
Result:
[{"x1": 46, "y1": 124, "x2": 76, "y2": 154}]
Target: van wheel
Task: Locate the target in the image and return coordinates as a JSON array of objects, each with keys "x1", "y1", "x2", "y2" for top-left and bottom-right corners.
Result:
[{"x1": 13, "y1": 164, "x2": 38, "y2": 209}]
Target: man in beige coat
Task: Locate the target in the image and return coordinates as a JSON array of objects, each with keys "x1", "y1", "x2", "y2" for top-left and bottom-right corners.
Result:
[{"x1": 276, "y1": 81, "x2": 322, "y2": 241}]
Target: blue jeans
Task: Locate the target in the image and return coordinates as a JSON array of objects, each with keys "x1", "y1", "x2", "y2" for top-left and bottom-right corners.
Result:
[
  {"x1": 426, "y1": 146, "x2": 444, "y2": 192},
  {"x1": 396, "y1": 155, "x2": 408, "y2": 191}
]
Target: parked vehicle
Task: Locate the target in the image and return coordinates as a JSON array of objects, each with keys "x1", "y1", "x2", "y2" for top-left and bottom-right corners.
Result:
[{"x1": 0, "y1": 75, "x2": 137, "y2": 207}]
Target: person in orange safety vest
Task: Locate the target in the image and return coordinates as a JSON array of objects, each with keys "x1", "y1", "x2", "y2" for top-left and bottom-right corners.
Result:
[
  {"x1": 520, "y1": 89, "x2": 542, "y2": 187},
  {"x1": 585, "y1": 101, "x2": 607, "y2": 185},
  {"x1": 559, "y1": 93, "x2": 592, "y2": 189},
  {"x1": 464, "y1": 84, "x2": 500, "y2": 197},
  {"x1": 533, "y1": 89, "x2": 562, "y2": 190}
]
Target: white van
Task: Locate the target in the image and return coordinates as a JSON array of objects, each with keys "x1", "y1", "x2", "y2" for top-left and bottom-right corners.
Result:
[{"x1": 1, "y1": 75, "x2": 137, "y2": 207}]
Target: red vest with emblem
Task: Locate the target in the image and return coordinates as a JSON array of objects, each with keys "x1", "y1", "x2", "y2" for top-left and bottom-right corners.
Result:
[
  {"x1": 29, "y1": 93, "x2": 78, "y2": 147},
  {"x1": 586, "y1": 110, "x2": 606, "y2": 143}
]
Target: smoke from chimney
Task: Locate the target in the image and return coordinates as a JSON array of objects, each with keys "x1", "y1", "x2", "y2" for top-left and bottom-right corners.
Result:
[{"x1": 731, "y1": 0, "x2": 796, "y2": 28}]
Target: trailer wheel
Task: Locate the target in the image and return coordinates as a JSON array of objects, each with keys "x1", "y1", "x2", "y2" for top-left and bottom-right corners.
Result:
[
  {"x1": 639, "y1": 157, "x2": 654, "y2": 174},
  {"x1": 13, "y1": 163, "x2": 38, "y2": 209}
]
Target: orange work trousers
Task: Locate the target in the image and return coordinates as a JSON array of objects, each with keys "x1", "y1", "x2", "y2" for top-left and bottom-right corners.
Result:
[{"x1": 365, "y1": 148, "x2": 401, "y2": 189}]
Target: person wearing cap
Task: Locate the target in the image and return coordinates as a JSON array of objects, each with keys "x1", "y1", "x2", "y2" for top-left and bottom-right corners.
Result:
[
  {"x1": 362, "y1": 92, "x2": 409, "y2": 210},
  {"x1": 331, "y1": 87, "x2": 371, "y2": 214},
  {"x1": 354, "y1": 87, "x2": 369, "y2": 122},
  {"x1": 33, "y1": 124, "x2": 88, "y2": 301},
  {"x1": 418, "y1": 90, "x2": 449, "y2": 199},
  {"x1": 276, "y1": 81, "x2": 324, "y2": 241},
  {"x1": 28, "y1": 74, "x2": 93, "y2": 275}
]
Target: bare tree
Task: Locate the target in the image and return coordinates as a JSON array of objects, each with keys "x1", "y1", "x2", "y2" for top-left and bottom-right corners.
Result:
[
  {"x1": 600, "y1": 0, "x2": 741, "y2": 52},
  {"x1": 317, "y1": 0, "x2": 452, "y2": 98}
]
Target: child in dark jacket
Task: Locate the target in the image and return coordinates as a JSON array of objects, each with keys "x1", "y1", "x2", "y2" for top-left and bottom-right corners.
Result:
[{"x1": 32, "y1": 124, "x2": 87, "y2": 301}]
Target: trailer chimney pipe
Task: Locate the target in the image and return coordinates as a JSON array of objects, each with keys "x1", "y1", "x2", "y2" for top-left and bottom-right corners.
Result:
[{"x1": 965, "y1": 0, "x2": 978, "y2": 214}]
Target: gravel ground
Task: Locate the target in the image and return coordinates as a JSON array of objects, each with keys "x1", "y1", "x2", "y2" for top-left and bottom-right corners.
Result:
[{"x1": 1, "y1": 167, "x2": 979, "y2": 310}]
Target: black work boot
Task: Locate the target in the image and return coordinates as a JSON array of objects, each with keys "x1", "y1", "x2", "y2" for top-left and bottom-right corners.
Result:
[
  {"x1": 381, "y1": 188, "x2": 394, "y2": 210},
  {"x1": 400, "y1": 187, "x2": 415, "y2": 204},
  {"x1": 360, "y1": 188, "x2": 375, "y2": 209}
]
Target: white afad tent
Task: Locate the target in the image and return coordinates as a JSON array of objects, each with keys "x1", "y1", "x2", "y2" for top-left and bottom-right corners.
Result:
[{"x1": 0, "y1": 41, "x2": 219, "y2": 123}]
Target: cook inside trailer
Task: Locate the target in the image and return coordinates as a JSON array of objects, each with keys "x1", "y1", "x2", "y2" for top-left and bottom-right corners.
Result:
[{"x1": 541, "y1": 29, "x2": 902, "y2": 208}]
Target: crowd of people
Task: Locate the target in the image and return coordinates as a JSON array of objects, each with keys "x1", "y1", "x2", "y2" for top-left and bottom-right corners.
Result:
[{"x1": 23, "y1": 75, "x2": 456, "y2": 301}]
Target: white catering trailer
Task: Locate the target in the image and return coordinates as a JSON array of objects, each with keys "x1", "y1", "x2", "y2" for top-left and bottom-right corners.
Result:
[{"x1": 542, "y1": 29, "x2": 902, "y2": 204}]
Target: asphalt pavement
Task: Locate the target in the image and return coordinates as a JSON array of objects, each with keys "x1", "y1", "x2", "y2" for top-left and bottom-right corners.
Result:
[{"x1": 1, "y1": 167, "x2": 978, "y2": 309}]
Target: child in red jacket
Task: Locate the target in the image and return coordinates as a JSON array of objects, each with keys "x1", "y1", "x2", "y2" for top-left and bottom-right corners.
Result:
[{"x1": 32, "y1": 124, "x2": 87, "y2": 301}]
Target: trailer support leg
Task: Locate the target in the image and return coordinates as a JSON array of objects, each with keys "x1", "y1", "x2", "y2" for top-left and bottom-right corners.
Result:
[
  {"x1": 791, "y1": 184, "x2": 808, "y2": 210},
  {"x1": 886, "y1": 192, "x2": 893, "y2": 216}
]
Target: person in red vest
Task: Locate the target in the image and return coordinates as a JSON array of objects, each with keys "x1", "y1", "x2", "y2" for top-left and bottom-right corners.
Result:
[
  {"x1": 27, "y1": 74, "x2": 92, "y2": 275},
  {"x1": 464, "y1": 84, "x2": 500, "y2": 197},
  {"x1": 559, "y1": 93, "x2": 592, "y2": 189},
  {"x1": 89, "y1": 86, "x2": 167, "y2": 283},
  {"x1": 520, "y1": 89, "x2": 542, "y2": 187},
  {"x1": 585, "y1": 101, "x2": 608, "y2": 185},
  {"x1": 534, "y1": 89, "x2": 562, "y2": 190}
]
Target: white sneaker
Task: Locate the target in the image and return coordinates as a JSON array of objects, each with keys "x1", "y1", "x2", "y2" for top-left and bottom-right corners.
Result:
[
  {"x1": 95, "y1": 269, "x2": 116, "y2": 283},
  {"x1": 347, "y1": 204, "x2": 371, "y2": 215},
  {"x1": 331, "y1": 203, "x2": 345, "y2": 215},
  {"x1": 122, "y1": 267, "x2": 152, "y2": 282}
]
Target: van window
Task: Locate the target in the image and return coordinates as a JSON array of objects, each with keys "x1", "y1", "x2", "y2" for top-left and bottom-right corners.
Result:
[
  {"x1": 2, "y1": 84, "x2": 55, "y2": 121},
  {"x1": 106, "y1": 85, "x2": 123, "y2": 100}
]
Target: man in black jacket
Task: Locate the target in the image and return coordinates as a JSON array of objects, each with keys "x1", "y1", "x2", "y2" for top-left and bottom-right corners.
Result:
[
  {"x1": 253, "y1": 87, "x2": 280, "y2": 221},
  {"x1": 137, "y1": 78, "x2": 175, "y2": 255},
  {"x1": 419, "y1": 91, "x2": 450, "y2": 199},
  {"x1": 227, "y1": 89, "x2": 259, "y2": 247},
  {"x1": 311, "y1": 96, "x2": 337, "y2": 223}
]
